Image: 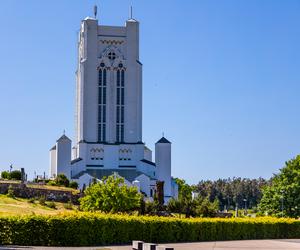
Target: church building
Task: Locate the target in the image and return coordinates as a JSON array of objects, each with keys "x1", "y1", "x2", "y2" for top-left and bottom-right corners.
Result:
[{"x1": 49, "y1": 12, "x2": 178, "y2": 202}]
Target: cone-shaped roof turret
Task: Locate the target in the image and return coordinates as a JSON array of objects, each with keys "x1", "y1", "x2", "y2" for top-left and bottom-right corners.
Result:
[{"x1": 156, "y1": 137, "x2": 171, "y2": 144}]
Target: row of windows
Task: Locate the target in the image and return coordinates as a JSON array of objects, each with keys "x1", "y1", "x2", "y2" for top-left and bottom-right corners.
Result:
[
  {"x1": 119, "y1": 158, "x2": 131, "y2": 161},
  {"x1": 90, "y1": 157, "x2": 132, "y2": 161},
  {"x1": 91, "y1": 157, "x2": 104, "y2": 161}
]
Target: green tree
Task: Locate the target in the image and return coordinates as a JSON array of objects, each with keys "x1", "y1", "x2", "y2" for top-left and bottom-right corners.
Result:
[
  {"x1": 69, "y1": 181, "x2": 78, "y2": 189},
  {"x1": 195, "y1": 198, "x2": 219, "y2": 217},
  {"x1": 174, "y1": 178, "x2": 195, "y2": 217},
  {"x1": 166, "y1": 198, "x2": 182, "y2": 214},
  {"x1": 55, "y1": 173, "x2": 69, "y2": 187},
  {"x1": 80, "y1": 175, "x2": 142, "y2": 213},
  {"x1": 258, "y1": 155, "x2": 300, "y2": 218},
  {"x1": 175, "y1": 178, "x2": 193, "y2": 200},
  {"x1": 7, "y1": 185, "x2": 15, "y2": 198},
  {"x1": 195, "y1": 177, "x2": 267, "y2": 210},
  {"x1": 1, "y1": 171, "x2": 10, "y2": 179},
  {"x1": 10, "y1": 170, "x2": 21, "y2": 180}
]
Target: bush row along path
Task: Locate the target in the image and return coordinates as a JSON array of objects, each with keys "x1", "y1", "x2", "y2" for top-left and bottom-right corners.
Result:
[{"x1": 2, "y1": 240, "x2": 300, "y2": 250}]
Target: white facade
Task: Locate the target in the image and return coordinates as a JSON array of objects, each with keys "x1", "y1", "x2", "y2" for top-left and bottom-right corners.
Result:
[{"x1": 49, "y1": 14, "x2": 178, "y2": 202}]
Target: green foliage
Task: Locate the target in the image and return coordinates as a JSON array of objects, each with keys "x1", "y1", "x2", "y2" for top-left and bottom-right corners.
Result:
[
  {"x1": 258, "y1": 155, "x2": 300, "y2": 218},
  {"x1": 167, "y1": 195, "x2": 219, "y2": 218},
  {"x1": 27, "y1": 198, "x2": 35, "y2": 204},
  {"x1": 166, "y1": 198, "x2": 182, "y2": 214},
  {"x1": 195, "y1": 177, "x2": 267, "y2": 210},
  {"x1": 0, "y1": 214, "x2": 299, "y2": 246},
  {"x1": 144, "y1": 200, "x2": 161, "y2": 215},
  {"x1": 1, "y1": 171, "x2": 10, "y2": 179},
  {"x1": 80, "y1": 175, "x2": 142, "y2": 213},
  {"x1": 195, "y1": 198, "x2": 219, "y2": 217},
  {"x1": 47, "y1": 180, "x2": 56, "y2": 186},
  {"x1": 169, "y1": 178, "x2": 201, "y2": 217},
  {"x1": 46, "y1": 201, "x2": 56, "y2": 209},
  {"x1": 38, "y1": 196, "x2": 46, "y2": 206},
  {"x1": 54, "y1": 174, "x2": 70, "y2": 187},
  {"x1": 6, "y1": 185, "x2": 15, "y2": 198},
  {"x1": 175, "y1": 178, "x2": 193, "y2": 200},
  {"x1": 69, "y1": 181, "x2": 78, "y2": 189},
  {"x1": 9, "y1": 170, "x2": 22, "y2": 180},
  {"x1": 1, "y1": 170, "x2": 22, "y2": 180},
  {"x1": 63, "y1": 201, "x2": 73, "y2": 210}
]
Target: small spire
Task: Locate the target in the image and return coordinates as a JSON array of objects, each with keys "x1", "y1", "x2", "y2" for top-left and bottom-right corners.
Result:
[
  {"x1": 130, "y1": 5, "x2": 133, "y2": 19},
  {"x1": 63, "y1": 129, "x2": 66, "y2": 135},
  {"x1": 162, "y1": 132, "x2": 165, "y2": 137},
  {"x1": 94, "y1": 5, "x2": 98, "y2": 19}
]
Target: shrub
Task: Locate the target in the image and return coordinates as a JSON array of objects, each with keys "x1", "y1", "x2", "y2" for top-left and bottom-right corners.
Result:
[
  {"x1": 47, "y1": 180, "x2": 56, "y2": 186},
  {"x1": 259, "y1": 155, "x2": 300, "y2": 218},
  {"x1": 195, "y1": 198, "x2": 219, "y2": 217},
  {"x1": 38, "y1": 196, "x2": 46, "y2": 206},
  {"x1": 69, "y1": 181, "x2": 78, "y2": 189},
  {"x1": 63, "y1": 201, "x2": 73, "y2": 210},
  {"x1": 27, "y1": 198, "x2": 35, "y2": 204},
  {"x1": 47, "y1": 201, "x2": 56, "y2": 209},
  {"x1": 55, "y1": 174, "x2": 69, "y2": 187},
  {"x1": 0, "y1": 214, "x2": 299, "y2": 246},
  {"x1": 80, "y1": 175, "x2": 141, "y2": 213},
  {"x1": 9, "y1": 170, "x2": 21, "y2": 180},
  {"x1": 1, "y1": 171, "x2": 10, "y2": 179},
  {"x1": 145, "y1": 200, "x2": 161, "y2": 215},
  {"x1": 6, "y1": 185, "x2": 15, "y2": 198}
]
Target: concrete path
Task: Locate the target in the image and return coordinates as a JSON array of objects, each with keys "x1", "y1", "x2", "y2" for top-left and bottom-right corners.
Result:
[{"x1": 1, "y1": 239, "x2": 300, "y2": 250}]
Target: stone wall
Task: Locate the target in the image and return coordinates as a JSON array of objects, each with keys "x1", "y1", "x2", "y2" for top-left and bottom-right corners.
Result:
[{"x1": 0, "y1": 183, "x2": 82, "y2": 204}]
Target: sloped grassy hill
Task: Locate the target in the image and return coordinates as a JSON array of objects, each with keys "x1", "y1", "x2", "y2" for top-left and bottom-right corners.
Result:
[{"x1": 0, "y1": 194, "x2": 76, "y2": 216}]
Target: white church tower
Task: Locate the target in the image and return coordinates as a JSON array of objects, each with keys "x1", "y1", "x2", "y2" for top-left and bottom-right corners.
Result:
[{"x1": 49, "y1": 10, "x2": 178, "y2": 202}]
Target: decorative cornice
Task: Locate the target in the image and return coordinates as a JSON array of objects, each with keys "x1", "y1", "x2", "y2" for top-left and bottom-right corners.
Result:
[{"x1": 100, "y1": 40, "x2": 124, "y2": 45}]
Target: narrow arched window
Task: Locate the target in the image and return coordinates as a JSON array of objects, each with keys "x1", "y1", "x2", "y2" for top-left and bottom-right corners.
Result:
[
  {"x1": 116, "y1": 64, "x2": 125, "y2": 143},
  {"x1": 98, "y1": 63, "x2": 107, "y2": 142}
]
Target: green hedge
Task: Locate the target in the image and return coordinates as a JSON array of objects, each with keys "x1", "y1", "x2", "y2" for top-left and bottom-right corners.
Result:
[{"x1": 0, "y1": 213, "x2": 300, "y2": 246}]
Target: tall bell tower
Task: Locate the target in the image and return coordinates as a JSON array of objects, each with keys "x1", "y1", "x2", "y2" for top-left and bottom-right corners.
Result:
[{"x1": 75, "y1": 16, "x2": 142, "y2": 145}]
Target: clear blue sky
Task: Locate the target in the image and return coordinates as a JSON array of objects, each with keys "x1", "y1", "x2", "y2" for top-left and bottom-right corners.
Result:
[{"x1": 0, "y1": 0, "x2": 300, "y2": 184}]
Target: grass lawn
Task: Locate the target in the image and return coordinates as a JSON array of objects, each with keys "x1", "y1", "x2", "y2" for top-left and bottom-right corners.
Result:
[{"x1": 0, "y1": 194, "x2": 78, "y2": 216}]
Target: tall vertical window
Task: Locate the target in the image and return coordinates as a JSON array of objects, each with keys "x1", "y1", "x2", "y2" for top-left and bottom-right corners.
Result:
[
  {"x1": 116, "y1": 63, "x2": 125, "y2": 142},
  {"x1": 98, "y1": 63, "x2": 107, "y2": 142}
]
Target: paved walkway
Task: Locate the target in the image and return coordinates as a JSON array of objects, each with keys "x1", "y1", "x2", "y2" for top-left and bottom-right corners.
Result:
[{"x1": 1, "y1": 239, "x2": 300, "y2": 250}]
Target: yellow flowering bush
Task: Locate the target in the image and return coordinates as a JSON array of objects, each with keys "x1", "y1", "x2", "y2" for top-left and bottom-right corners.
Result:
[{"x1": 0, "y1": 213, "x2": 299, "y2": 246}]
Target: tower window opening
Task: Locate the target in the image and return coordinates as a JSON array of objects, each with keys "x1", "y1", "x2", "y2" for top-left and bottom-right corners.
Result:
[
  {"x1": 116, "y1": 68, "x2": 125, "y2": 143},
  {"x1": 98, "y1": 65, "x2": 107, "y2": 142}
]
